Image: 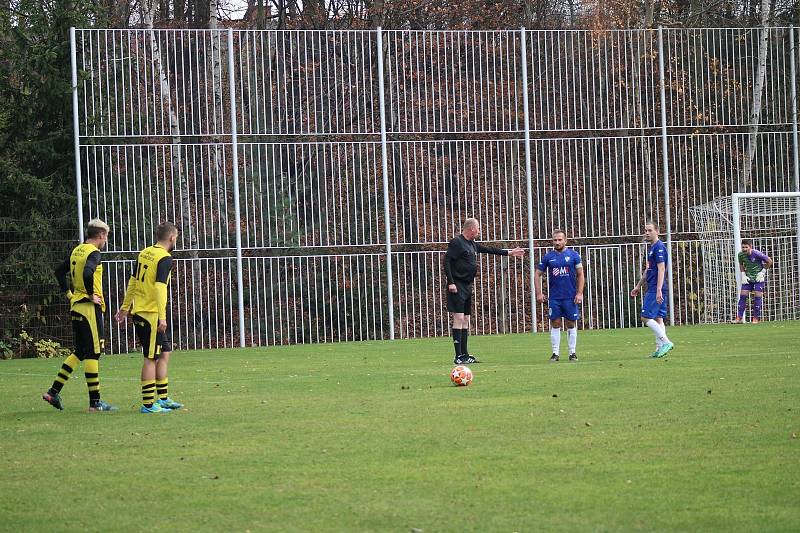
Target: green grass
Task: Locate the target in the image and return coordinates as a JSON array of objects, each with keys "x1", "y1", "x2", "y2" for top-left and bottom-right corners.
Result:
[{"x1": 2, "y1": 323, "x2": 799, "y2": 532}]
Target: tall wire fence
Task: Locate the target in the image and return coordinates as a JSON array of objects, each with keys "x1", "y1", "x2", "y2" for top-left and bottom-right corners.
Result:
[
  {"x1": 66, "y1": 26, "x2": 800, "y2": 352},
  {"x1": 0, "y1": 221, "x2": 77, "y2": 357}
]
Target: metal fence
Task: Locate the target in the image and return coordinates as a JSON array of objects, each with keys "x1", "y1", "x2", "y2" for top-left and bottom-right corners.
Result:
[{"x1": 70, "y1": 26, "x2": 800, "y2": 352}]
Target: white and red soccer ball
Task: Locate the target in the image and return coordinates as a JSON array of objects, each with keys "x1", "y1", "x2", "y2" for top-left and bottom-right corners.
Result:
[{"x1": 450, "y1": 365, "x2": 473, "y2": 386}]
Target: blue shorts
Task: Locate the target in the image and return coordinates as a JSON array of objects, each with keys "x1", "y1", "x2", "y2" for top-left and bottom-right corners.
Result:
[
  {"x1": 741, "y1": 282, "x2": 766, "y2": 293},
  {"x1": 641, "y1": 291, "x2": 668, "y2": 319},
  {"x1": 549, "y1": 298, "x2": 580, "y2": 321}
]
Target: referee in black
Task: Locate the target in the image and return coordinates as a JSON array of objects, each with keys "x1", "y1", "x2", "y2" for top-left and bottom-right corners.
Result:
[{"x1": 445, "y1": 218, "x2": 526, "y2": 364}]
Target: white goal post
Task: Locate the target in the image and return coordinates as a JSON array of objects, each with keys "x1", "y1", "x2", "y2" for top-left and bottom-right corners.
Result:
[
  {"x1": 732, "y1": 192, "x2": 800, "y2": 278},
  {"x1": 690, "y1": 192, "x2": 800, "y2": 323}
]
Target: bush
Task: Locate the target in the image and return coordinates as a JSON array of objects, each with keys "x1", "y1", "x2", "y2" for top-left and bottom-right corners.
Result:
[{"x1": 1, "y1": 330, "x2": 72, "y2": 359}]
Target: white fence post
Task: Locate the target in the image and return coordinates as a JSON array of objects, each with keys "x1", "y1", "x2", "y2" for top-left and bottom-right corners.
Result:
[
  {"x1": 657, "y1": 26, "x2": 675, "y2": 326},
  {"x1": 70, "y1": 27, "x2": 84, "y2": 241},
  {"x1": 520, "y1": 28, "x2": 537, "y2": 333},
  {"x1": 228, "y1": 28, "x2": 246, "y2": 348},
  {"x1": 376, "y1": 27, "x2": 396, "y2": 340},
  {"x1": 791, "y1": 28, "x2": 800, "y2": 294},
  {"x1": 792, "y1": 28, "x2": 799, "y2": 190}
]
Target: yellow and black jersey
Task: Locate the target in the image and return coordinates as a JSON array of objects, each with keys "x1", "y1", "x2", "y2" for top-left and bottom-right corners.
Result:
[
  {"x1": 120, "y1": 244, "x2": 173, "y2": 320},
  {"x1": 54, "y1": 243, "x2": 105, "y2": 312}
]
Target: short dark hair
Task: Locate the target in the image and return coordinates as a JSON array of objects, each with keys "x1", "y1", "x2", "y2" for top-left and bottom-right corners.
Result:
[
  {"x1": 741, "y1": 239, "x2": 753, "y2": 247},
  {"x1": 156, "y1": 221, "x2": 180, "y2": 241},
  {"x1": 645, "y1": 220, "x2": 660, "y2": 232},
  {"x1": 552, "y1": 228, "x2": 567, "y2": 238}
]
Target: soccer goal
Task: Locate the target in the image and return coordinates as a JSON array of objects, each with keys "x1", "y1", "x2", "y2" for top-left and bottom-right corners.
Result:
[{"x1": 689, "y1": 192, "x2": 800, "y2": 323}]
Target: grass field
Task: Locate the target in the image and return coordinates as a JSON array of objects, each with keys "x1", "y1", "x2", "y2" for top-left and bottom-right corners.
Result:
[{"x1": 2, "y1": 322, "x2": 799, "y2": 532}]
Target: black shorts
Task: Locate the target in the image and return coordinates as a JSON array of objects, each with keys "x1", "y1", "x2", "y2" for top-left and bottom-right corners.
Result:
[
  {"x1": 71, "y1": 302, "x2": 105, "y2": 359},
  {"x1": 446, "y1": 285, "x2": 473, "y2": 315},
  {"x1": 132, "y1": 312, "x2": 173, "y2": 360}
]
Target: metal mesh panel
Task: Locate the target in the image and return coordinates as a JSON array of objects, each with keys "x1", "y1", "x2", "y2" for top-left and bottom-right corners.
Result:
[
  {"x1": 238, "y1": 142, "x2": 385, "y2": 248},
  {"x1": 532, "y1": 136, "x2": 664, "y2": 240},
  {"x1": 105, "y1": 258, "x2": 239, "y2": 353},
  {"x1": 242, "y1": 254, "x2": 387, "y2": 344},
  {"x1": 77, "y1": 29, "x2": 232, "y2": 138},
  {"x1": 385, "y1": 30, "x2": 522, "y2": 134},
  {"x1": 83, "y1": 143, "x2": 235, "y2": 253},
  {"x1": 670, "y1": 132, "x2": 796, "y2": 234},
  {"x1": 527, "y1": 29, "x2": 661, "y2": 131},
  {"x1": 387, "y1": 140, "x2": 529, "y2": 245},
  {"x1": 661, "y1": 27, "x2": 794, "y2": 128},
  {"x1": 234, "y1": 30, "x2": 379, "y2": 136}
]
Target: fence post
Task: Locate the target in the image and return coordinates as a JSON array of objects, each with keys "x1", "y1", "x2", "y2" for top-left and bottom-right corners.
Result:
[
  {"x1": 792, "y1": 28, "x2": 799, "y2": 189},
  {"x1": 520, "y1": 28, "x2": 538, "y2": 333},
  {"x1": 376, "y1": 27, "x2": 396, "y2": 340},
  {"x1": 70, "y1": 27, "x2": 84, "y2": 241},
  {"x1": 791, "y1": 28, "x2": 800, "y2": 306},
  {"x1": 657, "y1": 26, "x2": 675, "y2": 326},
  {"x1": 227, "y1": 28, "x2": 246, "y2": 348}
]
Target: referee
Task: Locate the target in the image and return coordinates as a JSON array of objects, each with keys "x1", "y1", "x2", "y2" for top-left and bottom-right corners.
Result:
[{"x1": 445, "y1": 218, "x2": 525, "y2": 364}]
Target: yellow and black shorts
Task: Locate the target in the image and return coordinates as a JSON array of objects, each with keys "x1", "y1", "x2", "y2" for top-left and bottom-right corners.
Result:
[
  {"x1": 70, "y1": 301, "x2": 105, "y2": 359},
  {"x1": 132, "y1": 312, "x2": 172, "y2": 360}
]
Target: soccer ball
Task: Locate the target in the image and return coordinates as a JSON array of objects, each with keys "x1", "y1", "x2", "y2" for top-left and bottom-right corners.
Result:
[{"x1": 450, "y1": 365, "x2": 473, "y2": 386}]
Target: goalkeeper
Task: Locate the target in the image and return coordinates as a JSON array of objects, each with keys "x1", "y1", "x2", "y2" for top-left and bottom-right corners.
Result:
[{"x1": 734, "y1": 240, "x2": 773, "y2": 324}]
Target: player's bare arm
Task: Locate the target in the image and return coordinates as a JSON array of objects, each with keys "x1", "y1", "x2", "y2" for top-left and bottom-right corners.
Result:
[
  {"x1": 656, "y1": 262, "x2": 665, "y2": 304},
  {"x1": 575, "y1": 265, "x2": 585, "y2": 304},
  {"x1": 630, "y1": 270, "x2": 647, "y2": 297},
  {"x1": 534, "y1": 268, "x2": 545, "y2": 303}
]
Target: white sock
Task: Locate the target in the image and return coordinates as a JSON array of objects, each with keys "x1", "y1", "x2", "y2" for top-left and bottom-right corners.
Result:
[
  {"x1": 645, "y1": 319, "x2": 670, "y2": 344},
  {"x1": 567, "y1": 328, "x2": 577, "y2": 354},
  {"x1": 550, "y1": 328, "x2": 561, "y2": 355}
]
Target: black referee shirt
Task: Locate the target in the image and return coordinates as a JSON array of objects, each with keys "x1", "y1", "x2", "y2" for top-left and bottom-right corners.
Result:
[{"x1": 444, "y1": 234, "x2": 509, "y2": 287}]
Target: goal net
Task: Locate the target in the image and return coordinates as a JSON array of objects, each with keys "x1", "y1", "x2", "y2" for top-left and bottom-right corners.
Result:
[{"x1": 689, "y1": 193, "x2": 800, "y2": 323}]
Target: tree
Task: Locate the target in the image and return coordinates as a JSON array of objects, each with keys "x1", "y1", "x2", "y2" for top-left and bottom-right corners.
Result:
[
  {"x1": 0, "y1": 0, "x2": 101, "y2": 348},
  {"x1": 741, "y1": 0, "x2": 772, "y2": 188}
]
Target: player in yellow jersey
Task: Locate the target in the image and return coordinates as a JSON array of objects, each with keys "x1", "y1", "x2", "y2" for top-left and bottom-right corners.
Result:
[
  {"x1": 43, "y1": 219, "x2": 118, "y2": 411},
  {"x1": 115, "y1": 222, "x2": 182, "y2": 413}
]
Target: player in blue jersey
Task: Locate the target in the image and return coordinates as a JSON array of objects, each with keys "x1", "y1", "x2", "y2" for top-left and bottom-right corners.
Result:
[
  {"x1": 630, "y1": 221, "x2": 674, "y2": 358},
  {"x1": 535, "y1": 229, "x2": 585, "y2": 362}
]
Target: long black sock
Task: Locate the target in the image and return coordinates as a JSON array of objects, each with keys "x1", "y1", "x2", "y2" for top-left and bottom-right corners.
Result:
[
  {"x1": 460, "y1": 329, "x2": 469, "y2": 355},
  {"x1": 452, "y1": 328, "x2": 461, "y2": 357}
]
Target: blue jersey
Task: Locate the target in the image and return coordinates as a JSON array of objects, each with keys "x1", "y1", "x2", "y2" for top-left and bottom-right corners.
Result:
[
  {"x1": 646, "y1": 240, "x2": 668, "y2": 293},
  {"x1": 537, "y1": 248, "x2": 582, "y2": 299}
]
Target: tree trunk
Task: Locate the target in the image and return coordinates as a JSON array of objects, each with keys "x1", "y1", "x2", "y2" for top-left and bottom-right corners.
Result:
[
  {"x1": 367, "y1": 0, "x2": 384, "y2": 29},
  {"x1": 621, "y1": 3, "x2": 656, "y2": 185},
  {"x1": 175, "y1": 0, "x2": 186, "y2": 23},
  {"x1": 143, "y1": 0, "x2": 199, "y2": 336},
  {"x1": 741, "y1": 0, "x2": 771, "y2": 189},
  {"x1": 209, "y1": 0, "x2": 227, "y2": 212},
  {"x1": 143, "y1": 0, "x2": 193, "y2": 248}
]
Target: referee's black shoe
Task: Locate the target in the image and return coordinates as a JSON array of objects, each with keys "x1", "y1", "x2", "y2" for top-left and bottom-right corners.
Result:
[{"x1": 455, "y1": 354, "x2": 481, "y2": 364}]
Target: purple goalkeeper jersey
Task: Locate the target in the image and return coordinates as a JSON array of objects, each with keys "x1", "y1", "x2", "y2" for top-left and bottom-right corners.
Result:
[{"x1": 738, "y1": 249, "x2": 770, "y2": 279}]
